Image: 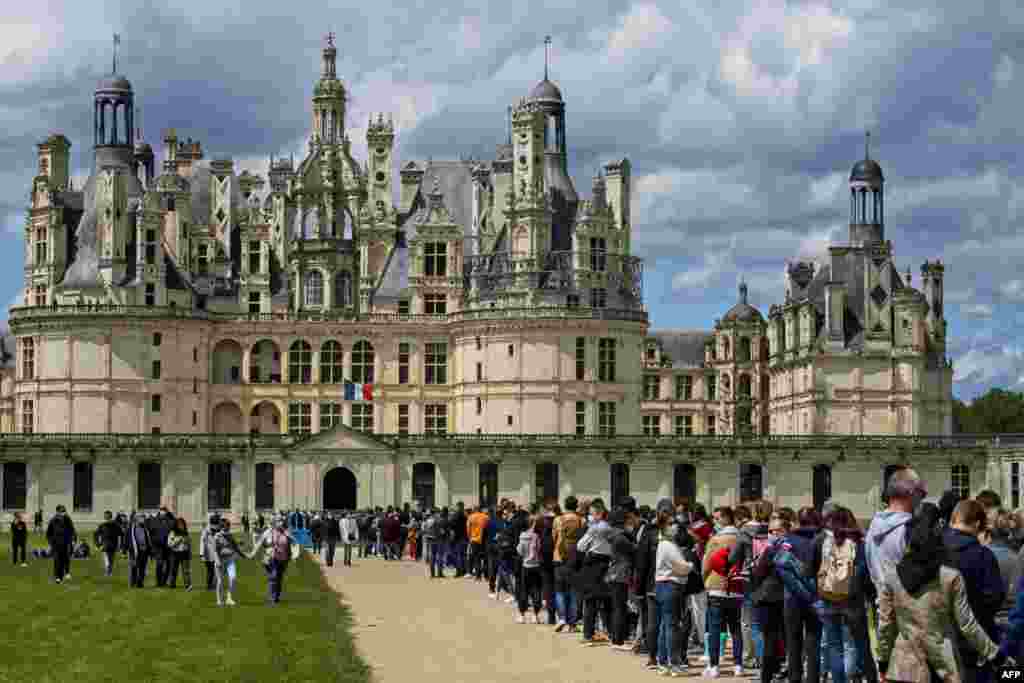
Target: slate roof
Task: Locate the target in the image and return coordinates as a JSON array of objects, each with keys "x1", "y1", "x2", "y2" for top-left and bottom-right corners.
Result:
[
  {"x1": 0, "y1": 329, "x2": 15, "y2": 370},
  {"x1": 648, "y1": 329, "x2": 713, "y2": 368}
]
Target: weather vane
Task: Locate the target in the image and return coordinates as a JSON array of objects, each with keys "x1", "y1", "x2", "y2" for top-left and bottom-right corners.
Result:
[
  {"x1": 865, "y1": 130, "x2": 871, "y2": 160},
  {"x1": 326, "y1": 32, "x2": 335, "y2": 48},
  {"x1": 544, "y1": 35, "x2": 552, "y2": 80},
  {"x1": 112, "y1": 33, "x2": 120, "y2": 74}
]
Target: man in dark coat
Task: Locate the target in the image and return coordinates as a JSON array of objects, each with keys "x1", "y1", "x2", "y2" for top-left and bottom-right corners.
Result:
[
  {"x1": 94, "y1": 510, "x2": 124, "y2": 577},
  {"x1": 147, "y1": 508, "x2": 174, "y2": 587},
  {"x1": 324, "y1": 513, "x2": 341, "y2": 567},
  {"x1": 46, "y1": 505, "x2": 76, "y2": 584},
  {"x1": 127, "y1": 512, "x2": 152, "y2": 588},
  {"x1": 449, "y1": 502, "x2": 468, "y2": 576}
]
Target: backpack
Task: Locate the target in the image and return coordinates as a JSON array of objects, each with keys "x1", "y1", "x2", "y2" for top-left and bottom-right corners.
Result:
[
  {"x1": 817, "y1": 536, "x2": 857, "y2": 602},
  {"x1": 497, "y1": 526, "x2": 517, "y2": 554},
  {"x1": 556, "y1": 515, "x2": 580, "y2": 561},
  {"x1": 271, "y1": 530, "x2": 291, "y2": 562},
  {"x1": 681, "y1": 547, "x2": 704, "y2": 596},
  {"x1": 773, "y1": 542, "x2": 816, "y2": 605},
  {"x1": 725, "y1": 558, "x2": 747, "y2": 595},
  {"x1": 49, "y1": 515, "x2": 67, "y2": 543},
  {"x1": 741, "y1": 534, "x2": 772, "y2": 582}
]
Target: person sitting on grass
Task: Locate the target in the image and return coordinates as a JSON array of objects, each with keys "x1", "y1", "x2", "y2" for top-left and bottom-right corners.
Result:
[
  {"x1": 248, "y1": 515, "x2": 295, "y2": 605},
  {"x1": 214, "y1": 518, "x2": 244, "y2": 607},
  {"x1": 167, "y1": 517, "x2": 193, "y2": 591}
]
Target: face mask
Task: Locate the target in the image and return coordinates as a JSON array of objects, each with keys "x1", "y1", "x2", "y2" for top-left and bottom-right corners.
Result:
[{"x1": 589, "y1": 514, "x2": 598, "y2": 524}]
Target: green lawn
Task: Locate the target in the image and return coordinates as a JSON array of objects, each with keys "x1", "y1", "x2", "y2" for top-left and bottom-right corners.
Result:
[{"x1": 0, "y1": 532, "x2": 370, "y2": 683}]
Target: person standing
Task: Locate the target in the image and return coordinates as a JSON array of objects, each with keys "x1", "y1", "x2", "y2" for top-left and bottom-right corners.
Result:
[
  {"x1": 147, "y1": 507, "x2": 172, "y2": 587},
  {"x1": 34, "y1": 509, "x2": 43, "y2": 535},
  {"x1": 309, "y1": 513, "x2": 323, "y2": 556},
  {"x1": 11, "y1": 512, "x2": 28, "y2": 566},
  {"x1": 94, "y1": 510, "x2": 124, "y2": 577},
  {"x1": 127, "y1": 512, "x2": 152, "y2": 588},
  {"x1": 46, "y1": 505, "x2": 76, "y2": 584},
  {"x1": 199, "y1": 514, "x2": 219, "y2": 591},
  {"x1": 167, "y1": 517, "x2": 193, "y2": 590},
  {"x1": 241, "y1": 513, "x2": 250, "y2": 539},
  {"x1": 213, "y1": 518, "x2": 243, "y2": 606},
  {"x1": 553, "y1": 496, "x2": 583, "y2": 631},
  {"x1": 430, "y1": 509, "x2": 452, "y2": 579},
  {"x1": 450, "y1": 502, "x2": 468, "y2": 577},
  {"x1": 605, "y1": 508, "x2": 638, "y2": 650},
  {"x1": 576, "y1": 498, "x2": 614, "y2": 646},
  {"x1": 341, "y1": 511, "x2": 359, "y2": 567},
  {"x1": 324, "y1": 512, "x2": 341, "y2": 567},
  {"x1": 466, "y1": 506, "x2": 489, "y2": 580},
  {"x1": 703, "y1": 506, "x2": 745, "y2": 678},
  {"x1": 248, "y1": 515, "x2": 294, "y2": 605}
]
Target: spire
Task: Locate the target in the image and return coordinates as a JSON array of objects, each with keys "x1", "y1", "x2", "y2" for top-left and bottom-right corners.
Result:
[
  {"x1": 112, "y1": 33, "x2": 120, "y2": 74},
  {"x1": 506, "y1": 105, "x2": 512, "y2": 145},
  {"x1": 322, "y1": 32, "x2": 337, "y2": 79},
  {"x1": 544, "y1": 35, "x2": 551, "y2": 80},
  {"x1": 865, "y1": 130, "x2": 870, "y2": 160},
  {"x1": 739, "y1": 278, "x2": 748, "y2": 305}
]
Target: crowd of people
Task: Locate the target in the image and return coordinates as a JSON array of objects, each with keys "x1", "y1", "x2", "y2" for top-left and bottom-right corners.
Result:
[{"x1": 323, "y1": 472, "x2": 1024, "y2": 682}]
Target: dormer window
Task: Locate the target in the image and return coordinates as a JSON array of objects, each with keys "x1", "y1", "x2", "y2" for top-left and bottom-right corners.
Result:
[{"x1": 424, "y1": 242, "x2": 447, "y2": 277}]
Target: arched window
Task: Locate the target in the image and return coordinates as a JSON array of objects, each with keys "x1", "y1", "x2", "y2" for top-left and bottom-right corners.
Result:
[
  {"x1": 351, "y1": 340, "x2": 375, "y2": 384},
  {"x1": 320, "y1": 340, "x2": 343, "y2": 384},
  {"x1": 673, "y1": 463, "x2": 696, "y2": 504},
  {"x1": 723, "y1": 337, "x2": 731, "y2": 359},
  {"x1": 334, "y1": 271, "x2": 352, "y2": 308},
  {"x1": 304, "y1": 270, "x2": 323, "y2": 307},
  {"x1": 288, "y1": 340, "x2": 312, "y2": 384},
  {"x1": 951, "y1": 464, "x2": 970, "y2": 500},
  {"x1": 738, "y1": 374, "x2": 752, "y2": 398},
  {"x1": 739, "y1": 337, "x2": 751, "y2": 362},
  {"x1": 610, "y1": 463, "x2": 630, "y2": 508}
]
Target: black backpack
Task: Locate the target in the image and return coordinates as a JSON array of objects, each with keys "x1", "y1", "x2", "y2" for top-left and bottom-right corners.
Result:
[
  {"x1": 497, "y1": 526, "x2": 517, "y2": 554},
  {"x1": 49, "y1": 515, "x2": 67, "y2": 543},
  {"x1": 681, "y1": 547, "x2": 704, "y2": 596}
]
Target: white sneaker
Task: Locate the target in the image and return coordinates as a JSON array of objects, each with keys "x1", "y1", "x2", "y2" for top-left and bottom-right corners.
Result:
[
  {"x1": 488, "y1": 592, "x2": 497, "y2": 599},
  {"x1": 735, "y1": 666, "x2": 744, "y2": 676},
  {"x1": 225, "y1": 596, "x2": 236, "y2": 606},
  {"x1": 65, "y1": 574, "x2": 71, "y2": 581},
  {"x1": 554, "y1": 618, "x2": 566, "y2": 632},
  {"x1": 700, "y1": 655, "x2": 709, "y2": 664},
  {"x1": 21, "y1": 563, "x2": 27, "y2": 567},
  {"x1": 504, "y1": 595, "x2": 515, "y2": 604},
  {"x1": 516, "y1": 614, "x2": 525, "y2": 624},
  {"x1": 703, "y1": 666, "x2": 720, "y2": 678}
]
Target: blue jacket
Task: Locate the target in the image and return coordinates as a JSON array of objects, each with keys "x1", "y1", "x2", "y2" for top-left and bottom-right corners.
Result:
[
  {"x1": 943, "y1": 528, "x2": 1005, "y2": 641},
  {"x1": 484, "y1": 516, "x2": 501, "y2": 546},
  {"x1": 784, "y1": 527, "x2": 819, "y2": 567},
  {"x1": 1000, "y1": 572, "x2": 1024, "y2": 660}
]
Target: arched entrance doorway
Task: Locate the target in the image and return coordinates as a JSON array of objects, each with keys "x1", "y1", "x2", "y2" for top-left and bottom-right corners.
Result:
[
  {"x1": 813, "y1": 464, "x2": 832, "y2": 511},
  {"x1": 323, "y1": 467, "x2": 357, "y2": 511}
]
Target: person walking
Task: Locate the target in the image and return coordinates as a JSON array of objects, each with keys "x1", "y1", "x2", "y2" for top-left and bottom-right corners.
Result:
[
  {"x1": 241, "y1": 512, "x2": 250, "y2": 539},
  {"x1": 199, "y1": 514, "x2": 219, "y2": 591},
  {"x1": 248, "y1": 515, "x2": 295, "y2": 605},
  {"x1": 94, "y1": 510, "x2": 124, "y2": 577},
  {"x1": 147, "y1": 507, "x2": 172, "y2": 588},
  {"x1": 34, "y1": 509, "x2": 43, "y2": 535},
  {"x1": 341, "y1": 511, "x2": 359, "y2": 567},
  {"x1": 324, "y1": 512, "x2": 341, "y2": 567},
  {"x1": 127, "y1": 511, "x2": 152, "y2": 588},
  {"x1": 46, "y1": 505, "x2": 76, "y2": 584},
  {"x1": 309, "y1": 513, "x2": 323, "y2": 556},
  {"x1": 10, "y1": 511, "x2": 28, "y2": 565},
  {"x1": 213, "y1": 518, "x2": 243, "y2": 606},
  {"x1": 167, "y1": 517, "x2": 193, "y2": 590}
]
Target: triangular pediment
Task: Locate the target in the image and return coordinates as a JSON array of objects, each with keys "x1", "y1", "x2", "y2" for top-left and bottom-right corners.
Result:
[{"x1": 291, "y1": 422, "x2": 391, "y2": 453}]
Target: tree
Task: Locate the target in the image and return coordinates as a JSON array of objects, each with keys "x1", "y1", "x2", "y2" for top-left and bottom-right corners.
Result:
[{"x1": 953, "y1": 388, "x2": 1024, "y2": 433}]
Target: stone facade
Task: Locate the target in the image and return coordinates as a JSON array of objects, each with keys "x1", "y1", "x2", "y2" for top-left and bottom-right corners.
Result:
[{"x1": 0, "y1": 38, "x2": 1005, "y2": 527}]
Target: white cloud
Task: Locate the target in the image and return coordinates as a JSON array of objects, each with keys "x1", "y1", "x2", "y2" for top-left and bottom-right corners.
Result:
[
  {"x1": 606, "y1": 3, "x2": 675, "y2": 61},
  {"x1": 961, "y1": 303, "x2": 993, "y2": 318},
  {"x1": 953, "y1": 345, "x2": 1024, "y2": 386}
]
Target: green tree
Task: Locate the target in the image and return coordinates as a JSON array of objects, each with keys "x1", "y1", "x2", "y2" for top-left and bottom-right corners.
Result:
[{"x1": 953, "y1": 388, "x2": 1024, "y2": 433}]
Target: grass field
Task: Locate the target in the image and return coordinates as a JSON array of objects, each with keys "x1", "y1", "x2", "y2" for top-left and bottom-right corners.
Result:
[{"x1": 0, "y1": 532, "x2": 371, "y2": 683}]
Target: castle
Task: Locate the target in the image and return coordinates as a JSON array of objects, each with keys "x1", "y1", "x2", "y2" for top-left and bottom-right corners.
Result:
[{"x1": 2, "y1": 36, "x2": 1001, "y2": 525}]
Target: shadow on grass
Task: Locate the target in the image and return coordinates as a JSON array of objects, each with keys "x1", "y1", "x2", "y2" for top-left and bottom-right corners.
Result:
[{"x1": 0, "y1": 533, "x2": 371, "y2": 683}]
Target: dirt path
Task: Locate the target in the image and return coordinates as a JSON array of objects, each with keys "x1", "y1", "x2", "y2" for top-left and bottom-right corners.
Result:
[{"x1": 318, "y1": 553, "x2": 750, "y2": 683}]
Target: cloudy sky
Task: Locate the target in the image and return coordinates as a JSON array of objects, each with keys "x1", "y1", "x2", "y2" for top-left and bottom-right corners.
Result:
[{"x1": 2, "y1": 0, "x2": 1022, "y2": 401}]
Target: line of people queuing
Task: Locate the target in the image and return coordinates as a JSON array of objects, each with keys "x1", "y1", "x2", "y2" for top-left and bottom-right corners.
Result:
[{"x1": 355, "y1": 471, "x2": 1024, "y2": 682}]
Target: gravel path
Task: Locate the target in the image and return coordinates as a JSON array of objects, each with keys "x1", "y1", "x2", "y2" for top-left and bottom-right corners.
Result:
[{"x1": 318, "y1": 553, "x2": 752, "y2": 683}]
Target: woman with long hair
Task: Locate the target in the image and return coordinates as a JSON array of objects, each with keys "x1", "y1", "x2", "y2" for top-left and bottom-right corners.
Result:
[
  {"x1": 813, "y1": 506, "x2": 877, "y2": 683},
  {"x1": 877, "y1": 503, "x2": 1004, "y2": 683},
  {"x1": 516, "y1": 514, "x2": 545, "y2": 623},
  {"x1": 167, "y1": 517, "x2": 192, "y2": 590}
]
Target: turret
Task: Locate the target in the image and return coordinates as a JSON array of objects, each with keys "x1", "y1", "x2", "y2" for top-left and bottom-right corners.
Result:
[
  {"x1": 849, "y1": 131, "x2": 884, "y2": 246},
  {"x1": 367, "y1": 113, "x2": 394, "y2": 214},
  {"x1": 37, "y1": 134, "x2": 71, "y2": 191}
]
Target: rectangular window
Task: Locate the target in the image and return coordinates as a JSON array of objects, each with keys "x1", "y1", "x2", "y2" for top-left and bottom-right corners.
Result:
[
  {"x1": 707, "y1": 374, "x2": 717, "y2": 401},
  {"x1": 287, "y1": 402, "x2": 312, "y2": 435},
  {"x1": 319, "y1": 402, "x2": 342, "y2": 431},
  {"x1": 642, "y1": 415, "x2": 661, "y2": 436},
  {"x1": 21, "y1": 337, "x2": 34, "y2": 380},
  {"x1": 598, "y1": 338, "x2": 616, "y2": 382},
  {"x1": 598, "y1": 401, "x2": 616, "y2": 436},
  {"x1": 152, "y1": 332, "x2": 162, "y2": 347},
  {"x1": 475, "y1": 337, "x2": 482, "y2": 351},
  {"x1": 424, "y1": 342, "x2": 447, "y2": 385},
  {"x1": 73, "y1": 461, "x2": 93, "y2": 511},
  {"x1": 590, "y1": 288, "x2": 607, "y2": 309},
  {"x1": 255, "y1": 462, "x2": 275, "y2": 510},
  {"x1": 151, "y1": 394, "x2": 161, "y2": 413},
  {"x1": 575, "y1": 401, "x2": 586, "y2": 436},
  {"x1": 207, "y1": 462, "x2": 232, "y2": 510},
  {"x1": 424, "y1": 242, "x2": 447, "y2": 277},
  {"x1": 476, "y1": 397, "x2": 483, "y2": 415},
  {"x1": 145, "y1": 244, "x2": 156, "y2": 265},
  {"x1": 397, "y1": 300, "x2": 410, "y2": 316},
  {"x1": 398, "y1": 404, "x2": 410, "y2": 435},
  {"x1": 137, "y1": 462, "x2": 161, "y2": 510},
  {"x1": 35, "y1": 228, "x2": 47, "y2": 265},
  {"x1": 610, "y1": 463, "x2": 630, "y2": 509},
  {"x1": 2, "y1": 462, "x2": 27, "y2": 510},
  {"x1": 197, "y1": 244, "x2": 209, "y2": 275},
  {"x1": 567, "y1": 294, "x2": 580, "y2": 308},
  {"x1": 144, "y1": 283, "x2": 155, "y2": 306},
  {"x1": 575, "y1": 337, "x2": 586, "y2": 380},
  {"x1": 33, "y1": 284, "x2": 46, "y2": 307},
  {"x1": 193, "y1": 347, "x2": 198, "y2": 363},
  {"x1": 424, "y1": 293, "x2": 447, "y2": 315},
  {"x1": 249, "y1": 241, "x2": 261, "y2": 274},
  {"x1": 535, "y1": 462, "x2": 559, "y2": 504},
  {"x1": 425, "y1": 404, "x2": 447, "y2": 435},
  {"x1": 675, "y1": 415, "x2": 693, "y2": 436},
  {"x1": 192, "y1": 410, "x2": 198, "y2": 426},
  {"x1": 676, "y1": 375, "x2": 692, "y2": 401},
  {"x1": 352, "y1": 404, "x2": 374, "y2": 433},
  {"x1": 21, "y1": 400, "x2": 33, "y2": 434},
  {"x1": 643, "y1": 374, "x2": 661, "y2": 400},
  {"x1": 152, "y1": 360, "x2": 162, "y2": 380},
  {"x1": 146, "y1": 229, "x2": 156, "y2": 243},
  {"x1": 152, "y1": 427, "x2": 161, "y2": 435},
  {"x1": 398, "y1": 342, "x2": 411, "y2": 384},
  {"x1": 590, "y1": 237, "x2": 607, "y2": 272},
  {"x1": 707, "y1": 414, "x2": 716, "y2": 435},
  {"x1": 248, "y1": 292, "x2": 261, "y2": 314},
  {"x1": 1012, "y1": 462, "x2": 1021, "y2": 510},
  {"x1": 476, "y1": 362, "x2": 483, "y2": 382},
  {"x1": 479, "y1": 462, "x2": 498, "y2": 510},
  {"x1": 951, "y1": 464, "x2": 971, "y2": 500}
]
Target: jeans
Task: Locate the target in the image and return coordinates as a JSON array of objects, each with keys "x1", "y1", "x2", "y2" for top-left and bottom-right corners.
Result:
[
  {"x1": 469, "y1": 542, "x2": 485, "y2": 579},
  {"x1": 264, "y1": 557, "x2": 288, "y2": 602},
  {"x1": 744, "y1": 591, "x2": 764, "y2": 663},
  {"x1": 53, "y1": 545, "x2": 70, "y2": 581},
  {"x1": 215, "y1": 559, "x2": 237, "y2": 603},
  {"x1": 131, "y1": 550, "x2": 150, "y2": 587},
  {"x1": 430, "y1": 541, "x2": 448, "y2": 577},
  {"x1": 325, "y1": 541, "x2": 337, "y2": 567},
  {"x1": 784, "y1": 600, "x2": 821, "y2": 683},
  {"x1": 821, "y1": 604, "x2": 879, "y2": 683},
  {"x1": 12, "y1": 539, "x2": 26, "y2": 564},
  {"x1": 583, "y1": 594, "x2": 612, "y2": 640},
  {"x1": 756, "y1": 603, "x2": 785, "y2": 683},
  {"x1": 343, "y1": 543, "x2": 353, "y2": 566},
  {"x1": 168, "y1": 552, "x2": 191, "y2": 588},
  {"x1": 708, "y1": 595, "x2": 744, "y2": 668},
  {"x1": 153, "y1": 545, "x2": 169, "y2": 586},
  {"x1": 690, "y1": 592, "x2": 708, "y2": 653},
  {"x1": 519, "y1": 566, "x2": 544, "y2": 614},
  {"x1": 655, "y1": 582, "x2": 683, "y2": 667},
  {"x1": 452, "y1": 540, "x2": 468, "y2": 575},
  {"x1": 555, "y1": 585, "x2": 579, "y2": 625},
  {"x1": 610, "y1": 581, "x2": 631, "y2": 645},
  {"x1": 496, "y1": 557, "x2": 516, "y2": 595},
  {"x1": 102, "y1": 549, "x2": 117, "y2": 576},
  {"x1": 204, "y1": 560, "x2": 216, "y2": 589}
]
